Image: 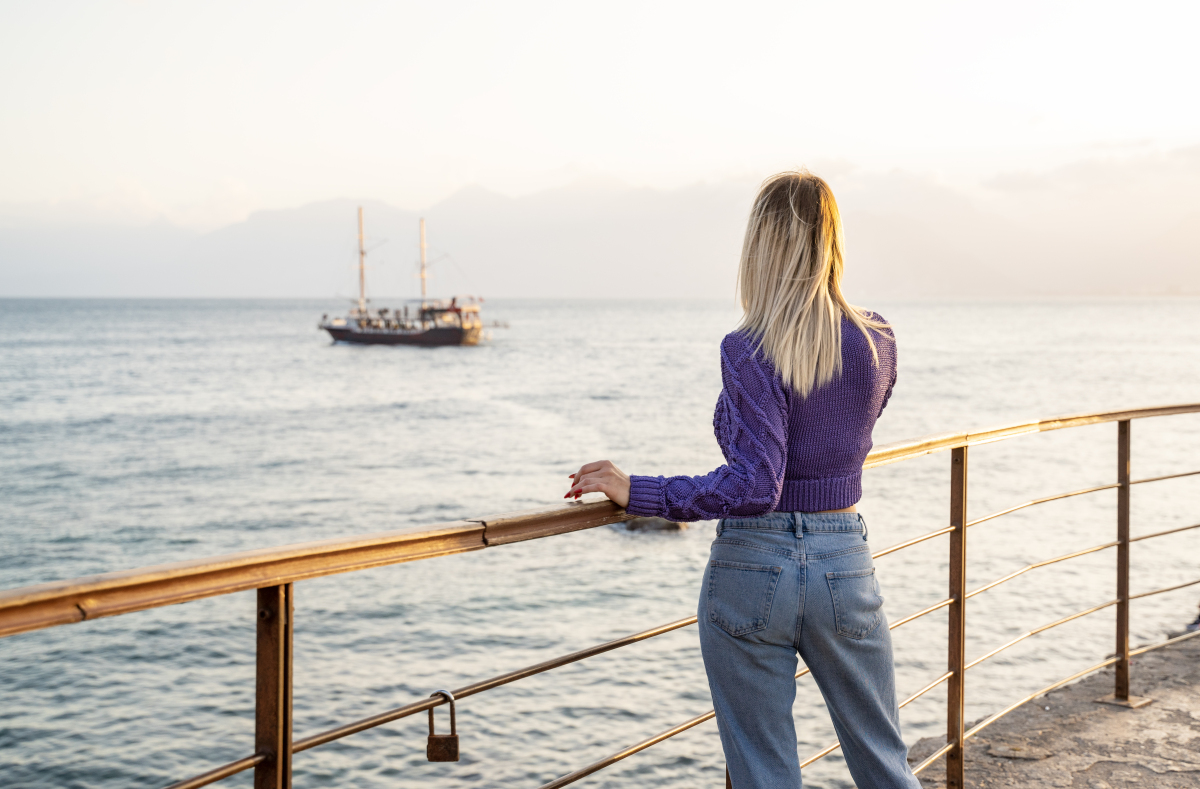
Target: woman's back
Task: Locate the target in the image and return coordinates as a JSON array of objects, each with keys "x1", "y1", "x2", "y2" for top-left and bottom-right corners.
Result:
[{"x1": 775, "y1": 312, "x2": 896, "y2": 512}]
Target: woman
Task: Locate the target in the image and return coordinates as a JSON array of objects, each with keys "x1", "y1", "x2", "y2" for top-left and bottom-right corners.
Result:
[{"x1": 566, "y1": 171, "x2": 918, "y2": 788}]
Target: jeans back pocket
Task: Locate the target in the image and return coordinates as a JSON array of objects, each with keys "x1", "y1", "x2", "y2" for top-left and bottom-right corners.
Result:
[
  {"x1": 706, "y1": 560, "x2": 782, "y2": 637},
  {"x1": 826, "y1": 567, "x2": 883, "y2": 639}
]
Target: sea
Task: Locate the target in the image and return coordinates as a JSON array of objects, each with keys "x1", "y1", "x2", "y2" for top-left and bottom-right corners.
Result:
[{"x1": 1, "y1": 297, "x2": 1199, "y2": 789}]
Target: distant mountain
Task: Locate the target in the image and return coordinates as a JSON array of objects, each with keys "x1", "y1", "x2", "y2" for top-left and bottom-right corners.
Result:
[
  {"x1": 2, "y1": 151, "x2": 1198, "y2": 298},
  {"x1": 188, "y1": 198, "x2": 420, "y2": 299},
  {"x1": 422, "y1": 179, "x2": 755, "y2": 300}
]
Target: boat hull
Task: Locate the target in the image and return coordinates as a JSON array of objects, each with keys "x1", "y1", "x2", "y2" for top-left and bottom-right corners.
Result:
[{"x1": 322, "y1": 324, "x2": 482, "y2": 346}]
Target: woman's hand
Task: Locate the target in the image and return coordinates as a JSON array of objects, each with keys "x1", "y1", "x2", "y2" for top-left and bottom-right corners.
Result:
[{"x1": 566, "y1": 460, "x2": 631, "y2": 508}]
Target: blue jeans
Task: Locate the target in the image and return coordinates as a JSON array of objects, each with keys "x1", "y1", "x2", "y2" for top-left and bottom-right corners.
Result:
[{"x1": 698, "y1": 512, "x2": 919, "y2": 789}]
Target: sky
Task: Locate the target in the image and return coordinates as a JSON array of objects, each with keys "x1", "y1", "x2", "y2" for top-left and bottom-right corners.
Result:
[{"x1": 2, "y1": 0, "x2": 1198, "y2": 231}]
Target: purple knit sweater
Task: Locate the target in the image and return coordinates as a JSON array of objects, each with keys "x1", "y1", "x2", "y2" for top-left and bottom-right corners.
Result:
[{"x1": 626, "y1": 314, "x2": 897, "y2": 520}]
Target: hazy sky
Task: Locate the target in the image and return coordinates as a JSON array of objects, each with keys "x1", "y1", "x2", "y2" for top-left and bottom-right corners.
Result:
[{"x1": 1, "y1": 1, "x2": 1197, "y2": 229}]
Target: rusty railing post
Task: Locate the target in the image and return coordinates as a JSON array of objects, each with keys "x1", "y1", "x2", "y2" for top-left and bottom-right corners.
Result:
[
  {"x1": 946, "y1": 446, "x2": 968, "y2": 789},
  {"x1": 256, "y1": 584, "x2": 294, "y2": 789},
  {"x1": 1115, "y1": 419, "x2": 1131, "y2": 701},
  {"x1": 1097, "y1": 419, "x2": 1151, "y2": 707}
]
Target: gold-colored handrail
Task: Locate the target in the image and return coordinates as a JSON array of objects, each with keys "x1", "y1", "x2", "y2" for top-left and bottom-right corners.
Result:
[
  {"x1": 965, "y1": 540, "x2": 1119, "y2": 599},
  {"x1": 536, "y1": 708, "x2": 717, "y2": 789},
  {"x1": 3, "y1": 403, "x2": 1196, "y2": 640},
  {"x1": 862, "y1": 402, "x2": 1200, "y2": 469},
  {"x1": 888, "y1": 597, "x2": 954, "y2": 629},
  {"x1": 1130, "y1": 575, "x2": 1200, "y2": 600},
  {"x1": 902, "y1": 628, "x2": 1200, "y2": 772},
  {"x1": 872, "y1": 526, "x2": 956, "y2": 558},
  {"x1": 966, "y1": 483, "x2": 1119, "y2": 527},
  {"x1": 1131, "y1": 469, "x2": 1200, "y2": 486},
  {"x1": 961, "y1": 470, "x2": 1200, "y2": 530},
  {"x1": 531, "y1": 580, "x2": 1038, "y2": 789},
  {"x1": 163, "y1": 754, "x2": 266, "y2": 789},
  {"x1": 1130, "y1": 626, "x2": 1200, "y2": 655},
  {"x1": 798, "y1": 670, "x2": 955, "y2": 769},
  {"x1": 1131, "y1": 520, "x2": 1200, "y2": 542},
  {"x1": 313, "y1": 580, "x2": 962, "y2": 777},
  {"x1": 294, "y1": 616, "x2": 698, "y2": 753},
  {"x1": 0, "y1": 503, "x2": 627, "y2": 638},
  {"x1": 965, "y1": 599, "x2": 1119, "y2": 671},
  {"x1": 533, "y1": 408, "x2": 1200, "y2": 788},
  {"x1": 156, "y1": 571, "x2": 1022, "y2": 788},
  {"x1": 1, "y1": 402, "x2": 1197, "y2": 789}
]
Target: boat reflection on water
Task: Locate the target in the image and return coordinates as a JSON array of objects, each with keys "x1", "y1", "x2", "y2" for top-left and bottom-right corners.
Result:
[{"x1": 319, "y1": 208, "x2": 487, "y2": 347}]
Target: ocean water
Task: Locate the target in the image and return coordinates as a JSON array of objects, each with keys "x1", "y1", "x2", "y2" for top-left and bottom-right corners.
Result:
[{"x1": 1, "y1": 297, "x2": 1198, "y2": 789}]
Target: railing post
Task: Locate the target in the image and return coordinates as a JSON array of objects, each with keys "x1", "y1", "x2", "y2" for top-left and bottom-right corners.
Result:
[
  {"x1": 1097, "y1": 419, "x2": 1151, "y2": 709},
  {"x1": 256, "y1": 584, "x2": 294, "y2": 789},
  {"x1": 1115, "y1": 419, "x2": 1131, "y2": 701},
  {"x1": 946, "y1": 446, "x2": 968, "y2": 789}
]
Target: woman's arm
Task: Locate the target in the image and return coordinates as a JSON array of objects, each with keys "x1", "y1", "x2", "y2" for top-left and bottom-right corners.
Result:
[{"x1": 567, "y1": 334, "x2": 788, "y2": 521}]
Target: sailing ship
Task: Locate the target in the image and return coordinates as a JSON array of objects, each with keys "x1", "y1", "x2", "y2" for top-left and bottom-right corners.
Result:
[{"x1": 318, "y1": 208, "x2": 484, "y2": 346}]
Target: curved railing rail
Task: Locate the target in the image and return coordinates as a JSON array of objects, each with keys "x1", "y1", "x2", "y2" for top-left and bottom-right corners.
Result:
[{"x1": 1, "y1": 402, "x2": 1198, "y2": 788}]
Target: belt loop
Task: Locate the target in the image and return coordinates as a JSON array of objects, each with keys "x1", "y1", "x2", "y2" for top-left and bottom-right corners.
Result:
[
  {"x1": 794, "y1": 511, "x2": 803, "y2": 537},
  {"x1": 858, "y1": 513, "x2": 868, "y2": 541}
]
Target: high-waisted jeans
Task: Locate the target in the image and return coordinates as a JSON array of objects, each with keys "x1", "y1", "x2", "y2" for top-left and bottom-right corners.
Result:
[{"x1": 698, "y1": 512, "x2": 919, "y2": 789}]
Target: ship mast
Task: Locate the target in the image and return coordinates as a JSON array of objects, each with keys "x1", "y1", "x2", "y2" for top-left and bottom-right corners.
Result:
[
  {"x1": 357, "y1": 206, "x2": 367, "y2": 314},
  {"x1": 419, "y1": 217, "x2": 428, "y2": 302}
]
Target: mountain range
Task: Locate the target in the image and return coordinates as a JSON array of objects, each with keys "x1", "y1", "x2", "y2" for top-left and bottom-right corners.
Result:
[{"x1": 2, "y1": 149, "x2": 1198, "y2": 299}]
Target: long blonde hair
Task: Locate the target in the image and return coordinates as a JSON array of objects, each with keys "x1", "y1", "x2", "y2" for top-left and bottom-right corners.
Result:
[{"x1": 737, "y1": 171, "x2": 889, "y2": 397}]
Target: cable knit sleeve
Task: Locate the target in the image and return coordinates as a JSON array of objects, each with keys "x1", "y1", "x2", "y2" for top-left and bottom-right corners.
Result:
[{"x1": 625, "y1": 333, "x2": 788, "y2": 521}]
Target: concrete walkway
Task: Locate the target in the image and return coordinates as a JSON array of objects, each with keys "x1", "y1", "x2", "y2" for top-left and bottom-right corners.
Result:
[{"x1": 908, "y1": 636, "x2": 1200, "y2": 788}]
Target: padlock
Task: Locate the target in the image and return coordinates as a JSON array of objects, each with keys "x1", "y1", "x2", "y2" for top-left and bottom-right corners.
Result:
[{"x1": 426, "y1": 689, "x2": 460, "y2": 762}]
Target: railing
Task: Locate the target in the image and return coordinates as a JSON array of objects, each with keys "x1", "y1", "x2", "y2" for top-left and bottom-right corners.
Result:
[{"x1": 1, "y1": 403, "x2": 1199, "y2": 789}]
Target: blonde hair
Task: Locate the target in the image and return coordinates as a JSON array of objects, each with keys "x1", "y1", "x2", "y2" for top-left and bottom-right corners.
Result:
[{"x1": 737, "y1": 170, "x2": 889, "y2": 397}]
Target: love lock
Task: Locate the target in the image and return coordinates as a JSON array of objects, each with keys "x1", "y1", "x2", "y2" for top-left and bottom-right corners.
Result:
[{"x1": 426, "y1": 689, "x2": 459, "y2": 762}]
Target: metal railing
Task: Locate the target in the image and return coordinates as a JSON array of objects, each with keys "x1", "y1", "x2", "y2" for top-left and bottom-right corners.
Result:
[{"x1": 1, "y1": 402, "x2": 1198, "y2": 789}]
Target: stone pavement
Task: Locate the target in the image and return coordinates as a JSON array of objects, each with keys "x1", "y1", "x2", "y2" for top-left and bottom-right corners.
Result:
[{"x1": 907, "y1": 636, "x2": 1200, "y2": 788}]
